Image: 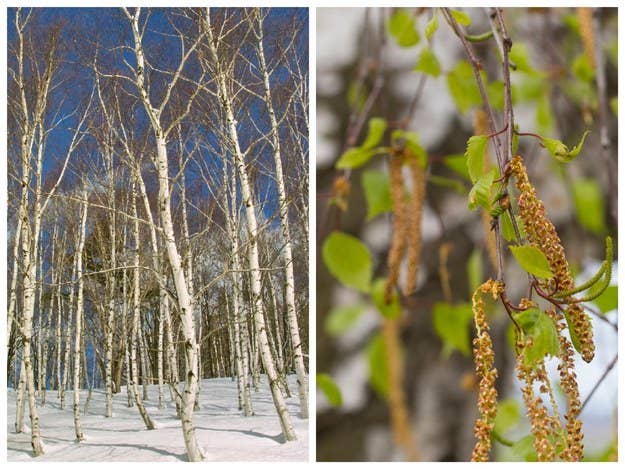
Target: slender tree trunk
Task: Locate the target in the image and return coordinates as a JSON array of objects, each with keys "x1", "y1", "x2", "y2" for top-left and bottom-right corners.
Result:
[
  {"x1": 158, "y1": 295, "x2": 165, "y2": 409},
  {"x1": 205, "y1": 8, "x2": 296, "y2": 440},
  {"x1": 105, "y1": 190, "x2": 116, "y2": 417},
  {"x1": 129, "y1": 180, "x2": 155, "y2": 430},
  {"x1": 15, "y1": 360, "x2": 26, "y2": 433},
  {"x1": 126, "y1": 8, "x2": 203, "y2": 459},
  {"x1": 72, "y1": 189, "x2": 89, "y2": 442},
  {"x1": 254, "y1": 9, "x2": 308, "y2": 417}
]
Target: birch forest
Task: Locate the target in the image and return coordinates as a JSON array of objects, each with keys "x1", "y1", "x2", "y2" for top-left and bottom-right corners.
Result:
[{"x1": 7, "y1": 7, "x2": 309, "y2": 462}]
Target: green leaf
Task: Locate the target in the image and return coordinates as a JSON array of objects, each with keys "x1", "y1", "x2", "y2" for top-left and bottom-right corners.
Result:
[
  {"x1": 536, "y1": 93, "x2": 554, "y2": 135},
  {"x1": 509, "y1": 245, "x2": 554, "y2": 279},
  {"x1": 593, "y1": 284, "x2": 617, "y2": 314},
  {"x1": 512, "y1": 435, "x2": 538, "y2": 462},
  {"x1": 541, "y1": 131, "x2": 590, "y2": 163},
  {"x1": 486, "y1": 80, "x2": 505, "y2": 111},
  {"x1": 432, "y1": 302, "x2": 473, "y2": 356},
  {"x1": 371, "y1": 278, "x2": 402, "y2": 319},
  {"x1": 500, "y1": 211, "x2": 516, "y2": 242},
  {"x1": 425, "y1": 12, "x2": 438, "y2": 41},
  {"x1": 467, "y1": 249, "x2": 483, "y2": 295},
  {"x1": 335, "y1": 147, "x2": 380, "y2": 169},
  {"x1": 325, "y1": 304, "x2": 366, "y2": 336},
  {"x1": 514, "y1": 308, "x2": 560, "y2": 365},
  {"x1": 361, "y1": 117, "x2": 388, "y2": 150},
  {"x1": 428, "y1": 175, "x2": 466, "y2": 194},
  {"x1": 509, "y1": 43, "x2": 535, "y2": 74},
  {"x1": 494, "y1": 398, "x2": 521, "y2": 435},
  {"x1": 568, "y1": 130, "x2": 591, "y2": 158},
  {"x1": 468, "y1": 168, "x2": 496, "y2": 211},
  {"x1": 450, "y1": 9, "x2": 470, "y2": 26},
  {"x1": 414, "y1": 47, "x2": 441, "y2": 77},
  {"x1": 572, "y1": 53, "x2": 595, "y2": 83},
  {"x1": 516, "y1": 74, "x2": 545, "y2": 101},
  {"x1": 317, "y1": 373, "x2": 343, "y2": 407},
  {"x1": 322, "y1": 231, "x2": 373, "y2": 292},
  {"x1": 367, "y1": 333, "x2": 390, "y2": 398},
  {"x1": 501, "y1": 213, "x2": 525, "y2": 243},
  {"x1": 465, "y1": 135, "x2": 488, "y2": 183},
  {"x1": 447, "y1": 60, "x2": 482, "y2": 113},
  {"x1": 362, "y1": 170, "x2": 392, "y2": 220},
  {"x1": 443, "y1": 154, "x2": 471, "y2": 180},
  {"x1": 572, "y1": 178, "x2": 606, "y2": 234},
  {"x1": 388, "y1": 10, "x2": 420, "y2": 47}
]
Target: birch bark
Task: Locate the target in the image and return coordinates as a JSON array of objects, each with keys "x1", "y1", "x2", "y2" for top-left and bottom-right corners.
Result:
[{"x1": 204, "y1": 8, "x2": 296, "y2": 441}]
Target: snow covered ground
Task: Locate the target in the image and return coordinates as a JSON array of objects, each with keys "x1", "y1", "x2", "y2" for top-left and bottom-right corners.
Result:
[{"x1": 7, "y1": 375, "x2": 308, "y2": 462}]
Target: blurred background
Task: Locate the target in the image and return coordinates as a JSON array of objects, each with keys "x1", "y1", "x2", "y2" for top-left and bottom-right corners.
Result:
[{"x1": 316, "y1": 7, "x2": 617, "y2": 462}]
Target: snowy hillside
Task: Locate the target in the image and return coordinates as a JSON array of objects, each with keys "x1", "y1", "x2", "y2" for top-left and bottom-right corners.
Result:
[{"x1": 8, "y1": 375, "x2": 308, "y2": 462}]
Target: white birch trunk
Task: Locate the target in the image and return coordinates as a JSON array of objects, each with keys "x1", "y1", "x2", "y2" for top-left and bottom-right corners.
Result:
[
  {"x1": 130, "y1": 181, "x2": 155, "y2": 430},
  {"x1": 205, "y1": 8, "x2": 296, "y2": 441},
  {"x1": 125, "y1": 8, "x2": 203, "y2": 459},
  {"x1": 254, "y1": 10, "x2": 308, "y2": 417},
  {"x1": 72, "y1": 189, "x2": 89, "y2": 442}
]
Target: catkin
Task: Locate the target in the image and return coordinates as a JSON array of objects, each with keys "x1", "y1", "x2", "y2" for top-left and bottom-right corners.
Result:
[
  {"x1": 382, "y1": 318, "x2": 419, "y2": 460},
  {"x1": 577, "y1": 8, "x2": 596, "y2": 70},
  {"x1": 516, "y1": 355, "x2": 558, "y2": 462},
  {"x1": 545, "y1": 308, "x2": 584, "y2": 461},
  {"x1": 509, "y1": 156, "x2": 595, "y2": 362},
  {"x1": 470, "y1": 279, "x2": 503, "y2": 462},
  {"x1": 404, "y1": 155, "x2": 426, "y2": 296},
  {"x1": 385, "y1": 152, "x2": 409, "y2": 303}
]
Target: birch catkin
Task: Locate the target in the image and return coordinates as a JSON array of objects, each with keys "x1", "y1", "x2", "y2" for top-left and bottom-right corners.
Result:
[
  {"x1": 385, "y1": 152, "x2": 409, "y2": 303},
  {"x1": 509, "y1": 156, "x2": 595, "y2": 362},
  {"x1": 470, "y1": 279, "x2": 503, "y2": 462},
  {"x1": 404, "y1": 156, "x2": 426, "y2": 296},
  {"x1": 545, "y1": 308, "x2": 584, "y2": 461}
]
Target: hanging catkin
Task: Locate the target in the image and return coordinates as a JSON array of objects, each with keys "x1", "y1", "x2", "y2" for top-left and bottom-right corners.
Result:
[
  {"x1": 404, "y1": 155, "x2": 426, "y2": 296},
  {"x1": 385, "y1": 151, "x2": 409, "y2": 303},
  {"x1": 509, "y1": 156, "x2": 595, "y2": 362},
  {"x1": 470, "y1": 279, "x2": 502, "y2": 462}
]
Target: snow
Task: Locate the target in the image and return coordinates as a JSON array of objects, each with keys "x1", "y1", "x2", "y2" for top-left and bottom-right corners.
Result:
[{"x1": 7, "y1": 375, "x2": 308, "y2": 462}]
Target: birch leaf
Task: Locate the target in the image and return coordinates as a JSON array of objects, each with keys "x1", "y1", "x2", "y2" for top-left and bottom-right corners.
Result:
[
  {"x1": 361, "y1": 117, "x2": 388, "y2": 150},
  {"x1": 414, "y1": 47, "x2": 441, "y2": 77},
  {"x1": 425, "y1": 12, "x2": 438, "y2": 40},
  {"x1": 325, "y1": 305, "x2": 365, "y2": 336},
  {"x1": 541, "y1": 130, "x2": 590, "y2": 162},
  {"x1": 468, "y1": 168, "x2": 496, "y2": 211},
  {"x1": 465, "y1": 135, "x2": 488, "y2": 183},
  {"x1": 450, "y1": 9, "x2": 471, "y2": 26},
  {"x1": 509, "y1": 245, "x2": 554, "y2": 279},
  {"x1": 322, "y1": 231, "x2": 372, "y2": 292},
  {"x1": 372, "y1": 278, "x2": 401, "y2": 319},
  {"x1": 317, "y1": 373, "x2": 343, "y2": 407},
  {"x1": 388, "y1": 10, "x2": 420, "y2": 47}
]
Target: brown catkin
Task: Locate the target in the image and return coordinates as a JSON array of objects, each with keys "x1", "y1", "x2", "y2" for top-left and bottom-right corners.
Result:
[
  {"x1": 404, "y1": 155, "x2": 426, "y2": 296},
  {"x1": 509, "y1": 156, "x2": 595, "y2": 362},
  {"x1": 545, "y1": 308, "x2": 584, "y2": 461},
  {"x1": 382, "y1": 318, "x2": 419, "y2": 460},
  {"x1": 473, "y1": 110, "x2": 498, "y2": 271},
  {"x1": 516, "y1": 344, "x2": 558, "y2": 462},
  {"x1": 470, "y1": 279, "x2": 503, "y2": 462},
  {"x1": 385, "y1": 152, "x2": 409, "y2": 303},
  {"x1": 577, "y1": 8, "x2": 596, "y2": 70}
]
